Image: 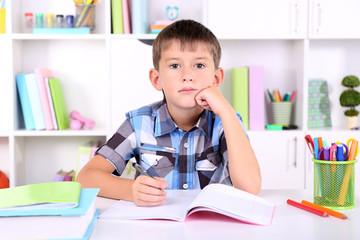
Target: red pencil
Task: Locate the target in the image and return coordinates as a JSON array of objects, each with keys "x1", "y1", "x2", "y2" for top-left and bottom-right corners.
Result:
[
  {"x1": 287, "y1": 199, "x2": 329, "y2": 217},
  {"x1": 289, "y1": 90, "x2": 297, "y2": 102}
]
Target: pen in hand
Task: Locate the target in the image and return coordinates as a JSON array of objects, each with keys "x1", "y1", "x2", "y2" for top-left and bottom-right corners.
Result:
[{"x1": 132, "y1": 162, "x2": 166, "y2": 191}]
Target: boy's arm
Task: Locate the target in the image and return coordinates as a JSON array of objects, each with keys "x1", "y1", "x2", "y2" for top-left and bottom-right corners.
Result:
[
  {"x1": 76, "y1": 154, "x2": 168, "y2": 205},
  {"x1": 195, "y1": 87, "x2": 261, "y2": 195}
]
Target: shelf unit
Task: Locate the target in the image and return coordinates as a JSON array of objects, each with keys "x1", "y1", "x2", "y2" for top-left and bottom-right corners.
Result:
[{"x1": 0, "y1": 0, "x2": 359, "y2": 192}]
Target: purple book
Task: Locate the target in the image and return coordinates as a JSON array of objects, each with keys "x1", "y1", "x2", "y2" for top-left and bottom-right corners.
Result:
[{"x1": 249, "y1": 66, "x2": 265, "y2": 130}]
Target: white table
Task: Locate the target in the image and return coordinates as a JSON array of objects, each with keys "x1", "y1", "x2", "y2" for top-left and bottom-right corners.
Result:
[{"x1": 91, "y1": 189, "x2": 360, "y2": 240}]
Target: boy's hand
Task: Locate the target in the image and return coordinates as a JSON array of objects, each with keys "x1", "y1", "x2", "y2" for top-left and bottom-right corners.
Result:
[
  {"x1": 132, "y1": 175, "x2": 168, "y2": 206},
  {"x1": 195, "y1": 86, "x2": 231, "y2": 116}
]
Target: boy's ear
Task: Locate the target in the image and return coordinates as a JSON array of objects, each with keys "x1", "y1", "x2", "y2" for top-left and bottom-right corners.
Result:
[
  {"x1": 149, "y1": 68, "x2": 163, "y2": 91},
  {"x1": 213, "y1": 67, "x2": 225, "y2": 87}
]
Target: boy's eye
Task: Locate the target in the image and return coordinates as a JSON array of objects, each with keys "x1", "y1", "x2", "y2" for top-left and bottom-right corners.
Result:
[
  {"x1": 170, "y1": 64, "x2": 180, "y2": 69},
  {"x1": 195, "y1": 63, "x2": 205, "y2": 69}
]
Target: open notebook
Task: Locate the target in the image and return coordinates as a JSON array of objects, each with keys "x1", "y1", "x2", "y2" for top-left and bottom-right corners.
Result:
[{"x1": 99, "y1": 184, "x2": 276, "y2": 226}]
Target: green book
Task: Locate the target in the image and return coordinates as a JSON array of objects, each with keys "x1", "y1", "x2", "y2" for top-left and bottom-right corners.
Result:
[
  {"x1": 49, "y1": 78, "x2": 70, "y2": 130},
  {"x1": 111, "y1": 0, "x2": 124, "y2": 34},
  {"x1": 0, "y1": 182, "x2": 81, "y2": 210},
  {"x1": 231, "y1": 67, "x2": 249, "y2": 129}
]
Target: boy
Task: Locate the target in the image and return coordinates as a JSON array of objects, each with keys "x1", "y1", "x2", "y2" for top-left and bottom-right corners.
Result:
[{"x1": 77, "y1": 20, "x2": 261, "y2": 206}]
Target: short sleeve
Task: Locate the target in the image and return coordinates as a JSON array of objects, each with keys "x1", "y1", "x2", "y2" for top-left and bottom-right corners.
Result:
[{"x1": 96, "y1": 119, "x2": 137, "y2": 175}]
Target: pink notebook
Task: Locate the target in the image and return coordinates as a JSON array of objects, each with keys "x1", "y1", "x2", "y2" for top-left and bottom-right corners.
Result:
[
  {"x1": 34, "y1": 68, "x2": 54, "y2": 130},
  {"x1": 249, "y1": 66, "x2": 265, "y2": 130},
  {"x1": 122, "y1": 0, "x2": 131, "y2": 34}
]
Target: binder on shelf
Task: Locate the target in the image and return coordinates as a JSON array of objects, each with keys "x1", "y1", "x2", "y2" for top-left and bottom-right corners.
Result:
[
  {"x1": 25, "y1": 73, "x2": 45, "y2": 130},
  {"x1": 122, "y1": 0, "x2": 131, "y2": 34},
  {"x1": 16, "y1": 74, "x2": 35, "y2": 130},
  {"x1": 249, "y1": 66, "x2": 265, "y2": 130},
  {"x1": 48, "y1": 78, "x2": 70, "y2": 130},
  {"x1": 231, "y1": 67, "x2": 249, "y2": 129},
  {"x1": 34, "y1": 67, "x2": 55, "y2": 130},
  {"x1": 132, "y1": 0, "x2": 148, "y2": 34},
  {"x1": 111, "y1": 0, "x2": 124, "y2": 34},
  {"x1": 45, "y1": 77, "x2": 59, "y2": 130}
]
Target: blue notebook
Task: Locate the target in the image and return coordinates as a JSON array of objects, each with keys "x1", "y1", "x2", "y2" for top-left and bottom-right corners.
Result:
[
  {"x1": 0, "y1": 188, "x2": 99, "y2": 217},
  {"x1": 16, "y1": 73, "x2": 35, "y2": 130},
  {"x1": 0, "y1": 188, "x2": 99, "y2": 239}
]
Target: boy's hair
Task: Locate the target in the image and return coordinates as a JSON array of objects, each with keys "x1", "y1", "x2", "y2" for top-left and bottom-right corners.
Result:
[{"x1": 152, "y1": 19, "x2": 221, "y2": 70}]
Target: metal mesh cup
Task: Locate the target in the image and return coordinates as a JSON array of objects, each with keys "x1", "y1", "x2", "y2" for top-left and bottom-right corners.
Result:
[
  {"x1": 271, "y1": 102, "x2": 292, "y2": 125},
  {"x1": 313, "y1": 159, "x2": 357, "y2": 210}
]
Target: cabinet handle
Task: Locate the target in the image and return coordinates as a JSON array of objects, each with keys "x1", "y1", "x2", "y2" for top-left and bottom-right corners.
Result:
[
  {"x1": 287, "y1": 137, "x2": 297, "y2": 170},
  {"x1": 316, "y1": 2, "x2": 322, "y2": 33},
  {"x1": 294, "y1": 2, "x2": 300, "y2": 33}
]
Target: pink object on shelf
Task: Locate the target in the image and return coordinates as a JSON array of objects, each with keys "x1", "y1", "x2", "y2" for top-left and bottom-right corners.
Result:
[
  {"x1": 69, "y1": 110, "x2": 95, "y2": 129},
  {"x1": 70, "y1": 119, "x2": 84, "y2": 130}
]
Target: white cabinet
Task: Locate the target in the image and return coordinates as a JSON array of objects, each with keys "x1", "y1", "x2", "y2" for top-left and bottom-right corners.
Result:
[
  {"x1": 309, "y1": 0, "x2": 360, "y2": 38},
  {"x1": 206, "y1": 0, "x2": 308, "y2": 39},
  {"x1": 249, "y1": 131, "x2": 305, "y2": 189}
]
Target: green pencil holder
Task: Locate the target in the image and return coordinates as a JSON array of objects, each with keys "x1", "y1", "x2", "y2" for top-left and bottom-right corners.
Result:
[
  {"x1": 271, "y1": 102, "x2": 292, "y2": 125},
  {"x1": 313, "y1": 159, "x2": 357, "y2": 210}
]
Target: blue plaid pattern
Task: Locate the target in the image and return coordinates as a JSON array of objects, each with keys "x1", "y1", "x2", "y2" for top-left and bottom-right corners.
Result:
[{"x1": 96, "y1": 101, "x2": 247, "y2": 189}]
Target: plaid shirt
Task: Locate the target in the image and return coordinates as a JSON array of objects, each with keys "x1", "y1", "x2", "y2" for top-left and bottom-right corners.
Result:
[{"x1": 96, "y1": 101, "x2": 247, "y2": 190}]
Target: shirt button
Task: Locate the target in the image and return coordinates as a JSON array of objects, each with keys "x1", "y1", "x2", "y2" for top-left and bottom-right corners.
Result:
[
  {"x1": 183, "y1": 183, "x2": 188, "y2": 189},
  {"x1": 184, "y1": 142, "x2": 189, "y2": 148}
]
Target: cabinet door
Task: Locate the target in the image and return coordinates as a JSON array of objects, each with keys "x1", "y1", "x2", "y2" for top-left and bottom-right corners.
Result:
[
  {"x1": 206, "y1": 0, "x2": 307, "y2": 38},
  {"x1": 249, "y1": 131, "x2": 305, "y2": 189},
  {"x1": 309, "y1": 0, "x2": 360, "y2": 38}
]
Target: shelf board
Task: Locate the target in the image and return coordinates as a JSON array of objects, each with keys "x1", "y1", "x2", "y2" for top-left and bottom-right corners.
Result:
[
  {"x1": 13, "y1": 129, "x2": 107, "y2": 137},
  {"x1": 11, "y1": 33, "x2": 107, "y2": 40}
]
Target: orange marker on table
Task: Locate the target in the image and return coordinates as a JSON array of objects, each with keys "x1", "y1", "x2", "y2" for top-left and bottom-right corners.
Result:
[{"x1": 301, "y1": 200, "x2": 348, "y2": 220}]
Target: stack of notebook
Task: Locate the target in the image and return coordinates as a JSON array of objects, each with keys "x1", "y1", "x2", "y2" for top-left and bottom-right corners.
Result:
[{"x1": 0, "y1": 181, "x2": 99, "y2": 240}]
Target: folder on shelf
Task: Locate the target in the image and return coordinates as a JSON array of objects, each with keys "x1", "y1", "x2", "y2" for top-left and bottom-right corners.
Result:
[
  {"x1": 45, "y1": 77, "x2": 59, "y2": 130},
  {"x1": 249, "y1": 66, "x2": 265, "y2": 130},
  {"x1": 25, "y1": 73, "x2": 45, "y2": 130},
  {"x1": 48, "y1": 78, "x2": 70, "y2": 130},
  {"x1": 111, "y1": 0, "x2": 124, "y2": 34},
  {"x1": 0, "y1": 187, "x2": 99, "y2": 240},
  {"x1": 231, "y1": 67, "x2": 249, "y2": 129},
  {"x1": 34, "y1": 67, "x2": 55, "y2": 130},
  {"x1": 132, "y1": 0, "x2": 148, "y2": 34},
  {"x1": 16, "y1": 74, "x2": 35, "y2": 130},
  {"x1": 122, "y1": 0, "x2": 131, "y2": 34}
]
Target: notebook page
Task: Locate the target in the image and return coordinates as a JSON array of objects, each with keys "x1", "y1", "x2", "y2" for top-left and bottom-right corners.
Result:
[
  {"x1": 99, "y1": 190, "x2": 199, "y2": 221},
  {"x1": 186, "y1": 184, "x2": 275, "y2": 225}
]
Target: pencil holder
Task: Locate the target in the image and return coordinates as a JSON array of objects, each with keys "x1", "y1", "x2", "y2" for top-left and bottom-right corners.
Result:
[
  {"x1": 0, "y1": 8, "x2": 5, "y2": 33},
  {"x1": 75, "y1": 4, "x2": 95, "y2": 30},
  {"x1": 271, "y1": 102, "x2": 292, "y2": 125},
  {"x1": 313, "y1": 159, "x2": 357, "y2": 210}
]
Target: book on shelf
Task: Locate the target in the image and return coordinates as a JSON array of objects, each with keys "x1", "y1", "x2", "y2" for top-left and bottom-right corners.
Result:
[
  {"x1": 249, "y1": 66, "x2": 265, "y2": 130},
  {"x1": 76, "y1": 140, "x2": 102, "y2": 178},
  {"x1": 111, "y1": 0, "x2": 124, "y2": 34},
  {"x1": 122, "y1": 0, "x2": 131, "y2": 34},
  {"x1": 48, "y1": 77, "x2": 70, "y2": 130},
  {"x1": 231, "y1": 67, "x2": 249, "y2": 129},
  {"x1": 99, "y1": 183, "x2": 276, "y2": 226},
  {"x1": 16, "y1": 73, "x2": 36, "y2": 130},
  {"x1": 132, "y1": 0, "x2": 148, "y2": 34},
  {"x1": 46, "y1": 77, "x2": 59, "y2": 130},
  {"x1": 34, "y1": 67, "x2": 55, "y2": 130},
  {"x1": 25, "y1": 73, "x2": 46, "y2": 130},
  {"x1": 0, "y1": 183, "x2": 99, "y2": 240}
]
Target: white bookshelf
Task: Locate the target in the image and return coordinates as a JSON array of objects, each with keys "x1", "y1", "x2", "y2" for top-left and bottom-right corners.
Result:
[{"x1": 0, "y1": 0, "x2": 359, "y2": 192}]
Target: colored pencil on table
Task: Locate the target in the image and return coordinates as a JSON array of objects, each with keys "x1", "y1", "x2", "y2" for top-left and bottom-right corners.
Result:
[
  {"x1": 301, "y1": 200, "x2": 348, "y2": 219},
  {"x1": 287, "y1": 199, "x2": 329, "y2": 217}
]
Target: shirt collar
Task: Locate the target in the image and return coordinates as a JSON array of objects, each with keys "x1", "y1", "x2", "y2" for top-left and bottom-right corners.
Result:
[{"x1": 154, "y1": 102, "x2": 213, "y2": 140}]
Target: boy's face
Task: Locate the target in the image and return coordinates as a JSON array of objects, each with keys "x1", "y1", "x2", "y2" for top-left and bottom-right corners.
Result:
[{"x1": 150, "y1": 40, "x2": 223, "y2": 112}]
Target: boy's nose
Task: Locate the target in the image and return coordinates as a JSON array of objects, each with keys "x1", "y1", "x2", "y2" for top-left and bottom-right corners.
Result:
[{"x1": 182, "y1": 74, "x2": 193, "y2": 82}]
